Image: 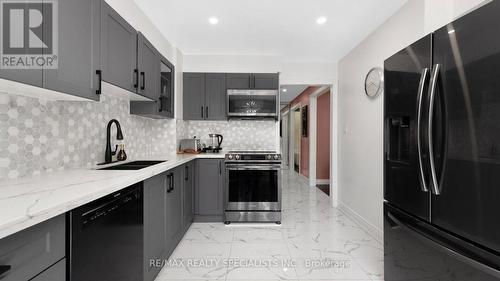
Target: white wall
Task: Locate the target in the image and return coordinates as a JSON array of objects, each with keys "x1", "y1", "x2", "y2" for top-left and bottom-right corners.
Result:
[{"x1": 337, "y1": 0, "x2": 488, "y2": 236}]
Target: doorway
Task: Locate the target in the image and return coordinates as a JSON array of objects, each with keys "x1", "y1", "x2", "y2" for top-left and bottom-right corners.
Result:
[{"x1": 280, "y1": 110, "x2": 290, "y2": 170}]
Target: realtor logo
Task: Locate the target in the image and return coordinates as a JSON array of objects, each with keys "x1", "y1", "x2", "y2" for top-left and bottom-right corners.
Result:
[{"x1": 0, "y1": 0, "x2": 58, "y2": 69}]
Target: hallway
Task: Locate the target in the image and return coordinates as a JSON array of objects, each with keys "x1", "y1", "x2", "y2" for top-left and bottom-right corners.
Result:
[{"x1": 156, "y1": 171, "x2": 383, "y2": 281}]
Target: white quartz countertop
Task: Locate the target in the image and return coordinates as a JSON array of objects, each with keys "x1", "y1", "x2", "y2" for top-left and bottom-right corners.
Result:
[{"x1": 0, "y1": 152, "x2": 225, "y2": 239}]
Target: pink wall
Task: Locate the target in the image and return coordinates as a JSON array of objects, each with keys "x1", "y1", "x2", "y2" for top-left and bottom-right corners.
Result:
[
  {"x1": 290, "y1": 86, "x2": 319, "y2": 178},
  {"x1": 316, "y1": 91, "x2": 331, "y2": 180}
]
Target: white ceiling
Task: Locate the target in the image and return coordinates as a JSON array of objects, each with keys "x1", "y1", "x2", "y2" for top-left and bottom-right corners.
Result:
[
  {"x1": 280, "y1": 85, "x2": 308, "y2": 104},
  {"x1": 134, "y1": 0, "x2": 407, "y2": 62}
]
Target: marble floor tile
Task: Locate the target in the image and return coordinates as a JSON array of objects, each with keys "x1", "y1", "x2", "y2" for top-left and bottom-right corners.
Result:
[{"x1": 155, "y1": 171, "x2": 383, "y2": 281}]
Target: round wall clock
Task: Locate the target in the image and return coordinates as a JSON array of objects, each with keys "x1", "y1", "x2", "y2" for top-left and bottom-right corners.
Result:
[{"x1": 364, "y1": 67, "x2": 384, "y2": 98}]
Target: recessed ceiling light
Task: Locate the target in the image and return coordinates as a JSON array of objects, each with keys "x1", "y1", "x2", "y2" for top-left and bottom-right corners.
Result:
[
  {"x1": 316, "y1": 16, "x2": 327, "y2": 25},
  {"x1": 208, "y1": 17, "x2": 219, "y2": 25},
  {"x1": 282, "y1": 88, "x2": 287, "y2": 92}
]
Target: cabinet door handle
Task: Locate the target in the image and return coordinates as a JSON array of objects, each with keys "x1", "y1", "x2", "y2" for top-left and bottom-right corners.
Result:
[
  {"x1": 170, "y1": 173, "x2": 174, "y2": 192},
  {"x1": 205, "y1": 106, "x2": 209, "y2": 119},
  {"x1": 166, "y1": 174, "x2": 172, "y2": 193},
  {"x1": 96, "y1": 70, "x2": 102, "y2": 95},
  {"x1": 133, "y1": 69, "x2": 139, "y2": 89},
  {"x1": 219, "y1": 161, "x2": 222, "y2": 174},
  {"x1": 185, "y1": 166, "x2": 189, "y2": 181},
  {"x1": 140, "y1": 71, "x2": 145, "y2": 90},
  {"x1": 0, "y1": 265, "x2": 11, "y2": 275},
  {"x1": 159, "y1": 96, "x2": 163, "y2": 112}
]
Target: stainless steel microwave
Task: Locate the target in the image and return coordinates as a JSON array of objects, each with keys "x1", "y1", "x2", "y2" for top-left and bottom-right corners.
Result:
[{"x1": 226, "y1": 89, "x2": 279, "y2": 118}]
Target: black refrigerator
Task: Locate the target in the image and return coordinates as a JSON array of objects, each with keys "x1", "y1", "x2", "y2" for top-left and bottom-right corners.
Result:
[{"x1": 384, "y1": 1, "x2": 500, "y2": 280}]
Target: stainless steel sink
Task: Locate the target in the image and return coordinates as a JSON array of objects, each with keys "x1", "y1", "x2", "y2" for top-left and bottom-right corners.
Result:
[{"x1": 97, "y1": 160, "x2": 166, "y2": 170}]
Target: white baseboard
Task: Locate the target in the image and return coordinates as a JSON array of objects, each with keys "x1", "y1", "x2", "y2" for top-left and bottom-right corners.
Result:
[
  {"x1": 315, "y1": 179, "x2": 330, "y2": 185},
  {"x1": 308, "y1": 179, "x2": 330, "y2": 186},
  {"x1": 338, "y1": 201, "x2": 383, "y2": 244}
]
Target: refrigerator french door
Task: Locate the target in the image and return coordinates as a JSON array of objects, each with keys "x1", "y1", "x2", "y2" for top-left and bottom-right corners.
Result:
[{"x1": 384, "y1": 1, "x2": 500, "y2": 280}]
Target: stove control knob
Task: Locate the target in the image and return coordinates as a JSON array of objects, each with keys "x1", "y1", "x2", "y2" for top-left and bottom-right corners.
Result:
[
  {"x1": 266, "y1": 154, "x2": 272, "y2": 160},
  {"x1": 227, "y1": 154, "x2": 233, "y2": 160},
  {"x1": 235, "y1": 154, "x2": 241, "y2": 160},
  {"x1": 273, "y1": 154, "x2": 280, "y2": 160}
]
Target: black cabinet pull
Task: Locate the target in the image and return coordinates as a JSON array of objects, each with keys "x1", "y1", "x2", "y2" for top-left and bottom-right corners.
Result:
[
  {"x1": 133, "y1": 69, "x2": 138, "y2": 88},
  {"x1": 166, "y1": 174, "x2": 172, "y2": 193},
  {"x1": 96, "y1": 70, "x2": 102, "y2": 95},
  {"x1": 159, "y1": 96, "x2": 163, "y2": 112},
  {"x1": 205, "y1": 106, "x2": 209, "y2": 119},
  {"x1": 140, "y1": 71, "x2": 145, "y2": 90},
  {"x1": 201, "y1": 106, "x2": 204, "y2": 118},
  {"x1": 170, "y1": 173, "x2": 174, "y2": 192},
  {"x1": 219, "y1": 161, "x2": 222, "y2": 175},
  {"x1": 0, "y1": 265, "x2": 11, "y2": 275}
]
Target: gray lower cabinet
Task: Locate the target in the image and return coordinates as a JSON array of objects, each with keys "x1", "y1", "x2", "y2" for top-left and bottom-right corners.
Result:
[
  {"x1": 101, "y1": 1, "x2": 138, "y2": 93},
  {"x1": 30, "y1": 258, "x2": 65, "y2": 281},
  {"x1": 0, "y1": 215, "x2": 65, "y2": 281},
  {"x1": 183, "y1": 161, "x2": 195, "y2": 231},
  {"x1": 195, "y1": 159, "x2": 225, "y2": 221},
  {"x1": 143, "y1": 173, "x2": 167, "y2": 281},
  {"x1": 165, "y1": 167, "x2": 183, "y2": 255},
  {"x1": 43, "y1": 0, "x2": 101, "y2": 101},
  {"x1": 183, "y1": 73, "x2": 227, "y2": 120}
]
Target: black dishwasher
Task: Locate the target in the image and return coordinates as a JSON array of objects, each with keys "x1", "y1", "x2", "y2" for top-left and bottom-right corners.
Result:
[{"x1": 68, "y1": 183, "x2": 143, "y2": 281}]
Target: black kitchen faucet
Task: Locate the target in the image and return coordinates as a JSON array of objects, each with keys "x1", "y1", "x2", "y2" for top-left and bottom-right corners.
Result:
[{"x1": 104, "y1": 119, "x2": 123, "y2": 164}]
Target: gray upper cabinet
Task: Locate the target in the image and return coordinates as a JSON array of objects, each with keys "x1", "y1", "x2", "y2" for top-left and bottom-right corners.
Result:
[
  {"x1": 143, "y1": 173, "x2": 167, "y2": 281},
  {"x1": 131, "y1": 54, "x2": 175, "y2": 119},
  {"x1": 253, "y1": 73, "x2": 279, "y2": 89},
  {"x1": 183, "y1": 73, "x2": 206, "y2": 120},
  {"x1": 0, "y1": 2, "x2": 42, "y2": 87},
  {"x1": 183, "y1": 73, "x2": 226, "y2": 120},
  {"x1": 137, "y1": 32, "x2": 160, "y2": 100},
  {"x1": 195, "y1": 159, "x2": 224, "y2": 220},
  {"x1": 165, "y1": 168, "x2": 183, "y2": 254},
  {"x1": 0, "y1": 0, "x2": 101, "y2": 101},
  {"x1": 183, "y1": 161, "x2": 195, "y2": 231},
  {"x1": 43, "y1": 0, "x2": 101, "y2": 101},
  {"x1": 205, "y1": 73, "x2": 227, "y2": 120},
  {"x1": 226, "y1": 73, "x2": 252, "y2": 89},
  {"x1": 101, "y1": 2, "x2": 137, "y2": 93},
  {"x1": 226, "y1": 73, "x2": 279, "y2": 90}
]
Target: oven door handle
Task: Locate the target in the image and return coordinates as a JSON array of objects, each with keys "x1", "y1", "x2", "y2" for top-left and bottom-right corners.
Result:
[{"x1": 225, "y1": 165, "x2": 282, "y2": 170}]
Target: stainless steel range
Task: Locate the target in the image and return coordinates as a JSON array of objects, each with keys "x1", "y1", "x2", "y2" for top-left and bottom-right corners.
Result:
[{"x1": 224, "y1": 151, "x2": 282, "y2": 224}]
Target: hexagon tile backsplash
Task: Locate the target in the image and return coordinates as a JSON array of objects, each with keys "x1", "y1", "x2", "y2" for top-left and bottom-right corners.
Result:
[
  {"x1": 0, "y1": 92, "x2": 278, "y2": 179},
  {"x1": 0, "y1": 92, "x2": 175, "y2": 179}
]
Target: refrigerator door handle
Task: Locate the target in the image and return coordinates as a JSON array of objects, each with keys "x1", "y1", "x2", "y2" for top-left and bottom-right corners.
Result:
[
  {"x1": 387, "y1": 210, "x2": 500, "y2": 279},
  {"x1": 428, "y1": 64, "x2": 441, "y2": 195},
  {"x1": 417, "y1": 68, "x2": 430, "y2": 192}
]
